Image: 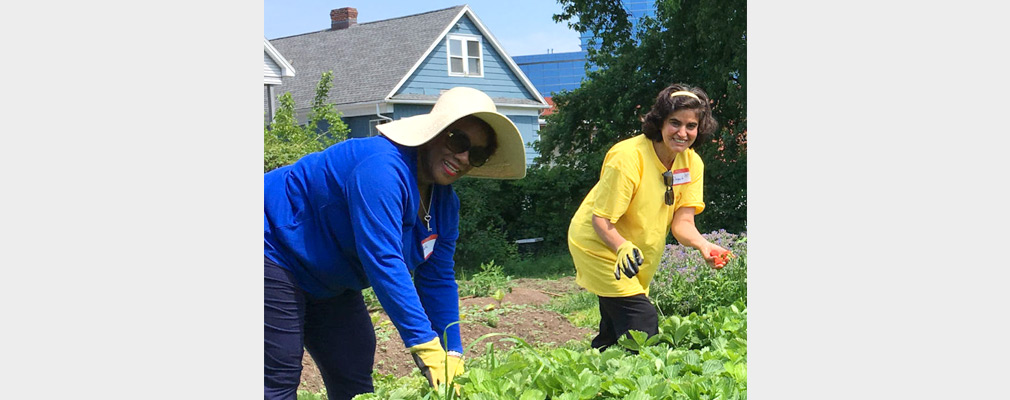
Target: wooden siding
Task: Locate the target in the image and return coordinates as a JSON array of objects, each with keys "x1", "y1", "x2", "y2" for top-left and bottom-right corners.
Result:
[
  {"x1": 344, "y1": 115, "x2": 374, "y2": 139},
  {"x1": 505, "y1": 114, "x2": 540, "y2": 166},
  {"x1": 264, "y1": 51, "x2": 283, "y2": 84},
  {"x1": 391, "y1": 104, "x2": 434, "y2": 119},
  {"x1": 396, "y1": 16, "x2": 536, "y2": 101},
  {"x1": 344, "y1": 104, "x2": 433, "y2": 138}
]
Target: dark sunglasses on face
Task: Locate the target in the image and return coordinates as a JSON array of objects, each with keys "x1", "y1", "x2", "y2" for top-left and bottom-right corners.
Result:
[
  {"x1": 663, "y1": 170, "x2": 674, "y2": 205},
  {"x1": 445, "y1": 129, "x2": 492, "y2": 167}
]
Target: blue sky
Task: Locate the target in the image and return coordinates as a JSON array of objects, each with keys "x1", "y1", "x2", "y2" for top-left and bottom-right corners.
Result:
[{"x1": 264, "y1": 0, "x2": 583, "y2": 57}]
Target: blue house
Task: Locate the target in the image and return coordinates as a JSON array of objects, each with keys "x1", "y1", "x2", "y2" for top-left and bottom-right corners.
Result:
[{"x1": 269, "y1": 5, "x2": 549, "y2": 166}]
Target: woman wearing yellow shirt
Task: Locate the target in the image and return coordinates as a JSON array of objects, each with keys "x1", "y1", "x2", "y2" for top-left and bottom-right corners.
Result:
[{"x1": 568, "y1": 83, "x2": 730, "y2": 350}]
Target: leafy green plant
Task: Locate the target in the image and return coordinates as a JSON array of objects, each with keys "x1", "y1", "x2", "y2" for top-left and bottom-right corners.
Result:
[
  {"x1": 363, "y1": 302, "x2": 746, "y2": 399},
  {"x1": 264, "y1": 70, "x2": 350, "y2": 172},
  {"x1": 458, "y1": 261, "x2": 512, "y2": 298}
]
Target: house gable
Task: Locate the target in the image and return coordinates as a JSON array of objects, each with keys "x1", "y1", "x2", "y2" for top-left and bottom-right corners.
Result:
[
  {"x1": 264, "y1": 38, "x2": 295, "y2": 85},
  {"x1": 388, "y1": 6, "x2": 545, "y2": 105}
]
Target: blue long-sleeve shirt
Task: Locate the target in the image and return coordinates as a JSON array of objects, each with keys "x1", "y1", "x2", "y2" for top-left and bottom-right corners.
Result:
[{"x1": 264, "y1": 136, "x2": 462, "y2": 353}]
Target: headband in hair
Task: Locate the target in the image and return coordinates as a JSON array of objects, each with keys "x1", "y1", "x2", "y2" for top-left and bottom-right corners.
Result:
[{"x1": 669, "y1": 90, "x2": 700, "y2": 100}]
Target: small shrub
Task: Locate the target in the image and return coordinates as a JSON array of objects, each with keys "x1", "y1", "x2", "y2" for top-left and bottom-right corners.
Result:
[
  {"x1": 458, "y1": 260, "x2": 512, "y2": 298},
  {"x1": 264, "y1": 71, "x2": 349, "y2": 172}
]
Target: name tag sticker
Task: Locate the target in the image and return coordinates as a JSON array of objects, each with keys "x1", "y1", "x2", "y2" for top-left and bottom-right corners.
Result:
[
  {"x1": 671, "y1": 168, "x2": 691, "y2": 186},
  {"x1": 422, "y1": 234, "x2": 438, "y2": 260}
]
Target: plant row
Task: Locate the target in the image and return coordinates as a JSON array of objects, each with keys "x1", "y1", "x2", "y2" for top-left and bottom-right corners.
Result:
[{"x1": 355, "y1": 301, "x2": 747, "y2": 400}]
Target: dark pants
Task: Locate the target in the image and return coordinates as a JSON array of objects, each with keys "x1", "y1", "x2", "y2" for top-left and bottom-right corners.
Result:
[
  {"x1": 591, "y1": 294, "x2": 659, "y2": 351},
  {"x1": 264, "y1": 257, "x2": 376, "y2": 400}
]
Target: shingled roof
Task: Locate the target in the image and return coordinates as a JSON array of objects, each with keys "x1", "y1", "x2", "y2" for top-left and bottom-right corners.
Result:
[{"x1": 270, "y1": 6, "x2": 466, "y2": 110}]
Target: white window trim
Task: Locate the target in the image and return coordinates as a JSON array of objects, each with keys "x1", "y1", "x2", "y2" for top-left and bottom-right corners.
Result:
[
  {"x1": 368, "y1": 119, "x2": 389, "y2": 137},
  {"x1": 446, "y1": 34, "x2": 484, "y2": 78}
]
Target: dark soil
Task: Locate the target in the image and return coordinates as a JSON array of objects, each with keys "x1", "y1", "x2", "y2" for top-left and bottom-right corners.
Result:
[{"x1": 297, "y1": 277, "x2": 592, "y2": 394}]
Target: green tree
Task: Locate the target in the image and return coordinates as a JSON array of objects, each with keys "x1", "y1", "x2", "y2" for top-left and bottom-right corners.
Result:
[
  {"x1": 264, "y1": 71, "x2": 350, "y2": 172},
  {"x1": 540, "y1": 0, "x2": 747, "y2": 234},
  {"x1": 453, "y1": 178, "x2": 521, "y2": 272}
]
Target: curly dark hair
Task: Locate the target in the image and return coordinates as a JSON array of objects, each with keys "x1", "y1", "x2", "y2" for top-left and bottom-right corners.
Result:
[{"x1": 642, "y1": 84, "x2": 718, "y2": 148}]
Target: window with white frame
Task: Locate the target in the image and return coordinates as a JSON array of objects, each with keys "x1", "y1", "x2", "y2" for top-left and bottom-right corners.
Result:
[
  {"x1": 447, "y1": 34, "x2": 482, "y2": 77},
  {"x1": 369, "y1": 119, "x2": 390, "y2": 136}
]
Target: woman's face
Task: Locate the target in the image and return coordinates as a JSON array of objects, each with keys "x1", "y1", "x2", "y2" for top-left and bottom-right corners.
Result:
[
  {"x1": 660, "y1": 108, "x2": 700, "y2": 154},
  {"x1": 418, "y1": 118, "x2": 492, "y2": 186}
]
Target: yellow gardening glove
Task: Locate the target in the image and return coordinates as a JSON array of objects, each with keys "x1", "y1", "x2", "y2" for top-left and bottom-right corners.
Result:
[
  {"x1": 409, "y1": 337, "x2": 465, "y2": 388},
  {"x1": 614, "y1": 241, "x2": 645, "y2": 280}
]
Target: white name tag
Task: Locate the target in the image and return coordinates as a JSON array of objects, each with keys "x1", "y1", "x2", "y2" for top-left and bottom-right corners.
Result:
[
  {"x1": 671, "y1": 168, "x2": 691, "y2": 186},
  {"x1": 421, "y1": 234, "x2": 438, "y2": 260}
]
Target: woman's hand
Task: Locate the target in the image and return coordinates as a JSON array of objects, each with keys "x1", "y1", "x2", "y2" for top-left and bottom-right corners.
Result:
[
  {"x1": 670, "y1": 208, "x2": 732, "y2": 269},
  {"x1": 701, "y1": 243, "x2": 730, "y2": 269}
]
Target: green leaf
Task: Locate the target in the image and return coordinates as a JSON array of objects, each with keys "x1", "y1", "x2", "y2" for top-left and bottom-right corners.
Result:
[
  {"x1": 682, "y1": 352, "x2": 701, "y2": 366},
  {"x1": 556, "y1": 393, "x2": 581, "y2": 400},
  {"x1": 724, "y1": 361, "x2": 747, "y2": 382},
  {"x1": 674, "y1": 322, "x2": 692, "y2": 345},
  {"x1": 662, "y1": 364, "x2": 684, "y2": 379},
  {"x1": 702, "y1": 359, "x2": 725, "y2": 375},
  {"x1": 623, "y1": 390, "x2": 655, "y2": 400},
  {"x1": 519, "y1": 388, "x2": 546, "y2": 400}
]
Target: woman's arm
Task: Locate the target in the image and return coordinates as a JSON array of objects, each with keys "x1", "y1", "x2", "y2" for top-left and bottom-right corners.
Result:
[
  {"x1": 671, "y1": 207, "x2": 727, "y2": 266},
  {"x1": 592, "y1": 214, "x2": 627, "y2": 252}
]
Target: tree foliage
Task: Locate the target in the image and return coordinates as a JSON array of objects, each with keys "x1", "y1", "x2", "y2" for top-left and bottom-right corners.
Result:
[
  {"x1": 454, "y1": 179, "x2": 521, "y2": 271},
  {"x1": 541, "y1": 0, "x2": 748, "y2": 234},
  {"x1": 264, "y1": 71, "x2": 350, "y2": 172}
]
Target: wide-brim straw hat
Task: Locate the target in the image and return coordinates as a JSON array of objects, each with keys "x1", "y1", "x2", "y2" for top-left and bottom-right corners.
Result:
[{"x1": 376, "y1": 87, "x2": 526, "y2": 179}]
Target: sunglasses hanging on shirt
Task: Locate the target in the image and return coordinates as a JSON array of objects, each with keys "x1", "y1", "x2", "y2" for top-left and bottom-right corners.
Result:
[{"x1": 662, "y1": 170, "x2": 674, "y2": 205}]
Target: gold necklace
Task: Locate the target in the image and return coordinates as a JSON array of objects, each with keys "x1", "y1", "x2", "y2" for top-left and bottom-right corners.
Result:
[{"x1": 419, "y1": 187, "x2": 433, "y2": 232}]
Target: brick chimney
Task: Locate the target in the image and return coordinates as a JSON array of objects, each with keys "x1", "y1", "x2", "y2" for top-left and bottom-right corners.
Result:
[{"x1": 330, "y1": 7, "x2": 357, "y2": 30}]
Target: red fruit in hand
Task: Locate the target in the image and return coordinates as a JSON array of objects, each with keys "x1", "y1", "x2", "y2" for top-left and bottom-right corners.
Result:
[{"x1": 710, "y1": 249, "x2": 728, "y2": 269}]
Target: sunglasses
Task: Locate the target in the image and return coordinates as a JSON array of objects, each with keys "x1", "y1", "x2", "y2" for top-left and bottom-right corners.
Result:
[
  {"x1": 445, "y1": 129, "x2": 492, "y2": 167},
  {"x1": 663, "y1": 170, "x2": 674, "y2": 205}
]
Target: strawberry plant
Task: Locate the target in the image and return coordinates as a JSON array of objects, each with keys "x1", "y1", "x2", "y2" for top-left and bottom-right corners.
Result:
[{"x1": 362, "y1": 303, "x2": 748, "y2": 399}]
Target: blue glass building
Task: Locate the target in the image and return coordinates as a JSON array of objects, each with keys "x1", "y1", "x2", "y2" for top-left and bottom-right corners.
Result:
[
  {"x1": 516, "y1": 1, "x2": 657, "y2": 99},
  {"x1": 512, "y1": 51, "x2": 588, "y2": 98}
]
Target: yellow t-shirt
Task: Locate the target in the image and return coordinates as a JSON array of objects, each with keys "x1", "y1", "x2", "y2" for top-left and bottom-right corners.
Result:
[{"x1": 568, "y1": 134, "x2": 705, "y2": 297}]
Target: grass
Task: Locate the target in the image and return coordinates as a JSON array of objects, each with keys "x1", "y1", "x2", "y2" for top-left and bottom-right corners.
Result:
[
  {"x1": 501, "y1": 251, "x2": 575, "y2": 279},
  {"x1": 546, "y1": 290, "x2": 600, "y2": 329}
]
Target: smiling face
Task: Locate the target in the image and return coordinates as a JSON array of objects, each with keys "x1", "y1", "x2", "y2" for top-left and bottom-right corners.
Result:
[
  {"x1": 660, "y1": 108, "x2": 700, "y2": 155},
  {"x1": 417, "y1": 117, "x2": 493, "y2": 186}
]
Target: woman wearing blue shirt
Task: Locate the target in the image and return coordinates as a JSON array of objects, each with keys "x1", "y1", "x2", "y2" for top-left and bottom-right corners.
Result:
[{"x1": 263, "y1": 87, "x2": 527, "y2": 400}]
